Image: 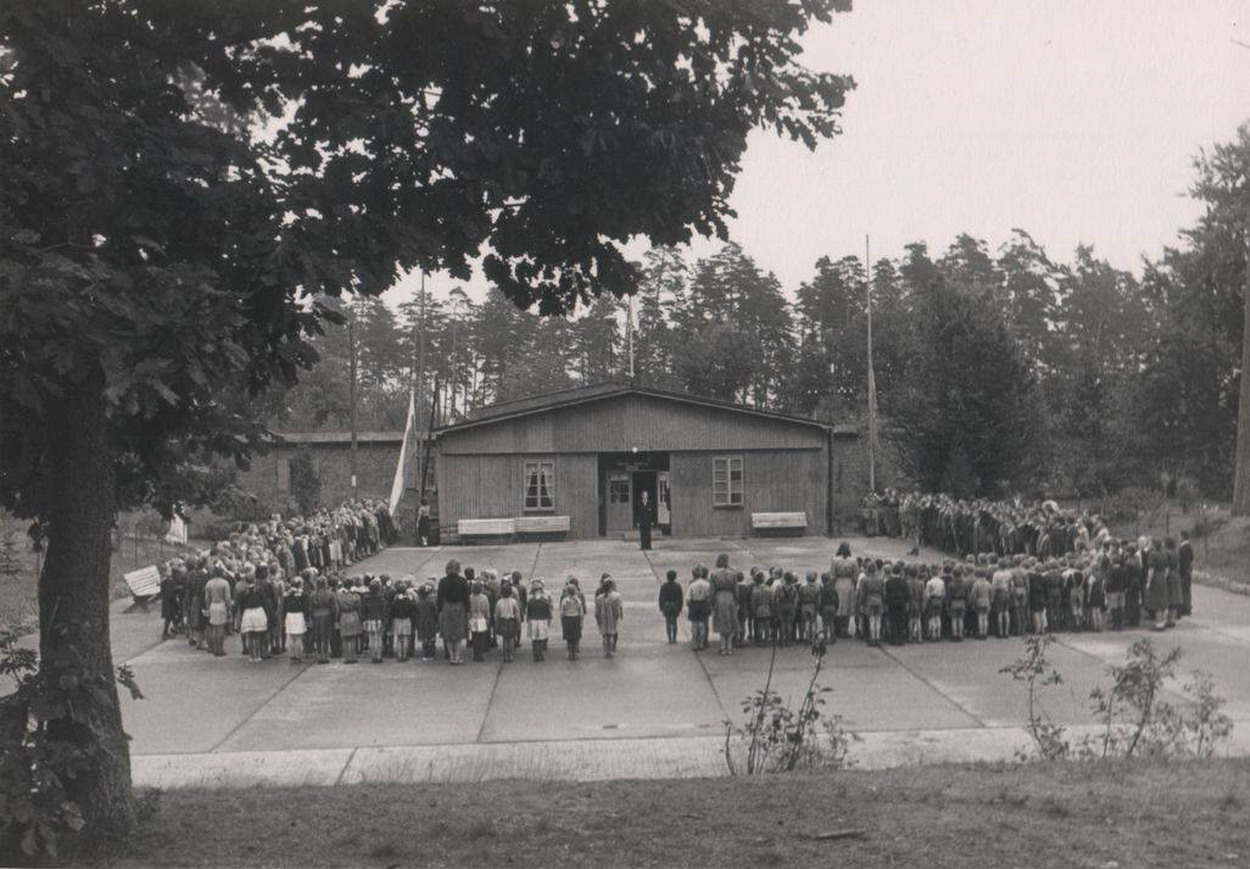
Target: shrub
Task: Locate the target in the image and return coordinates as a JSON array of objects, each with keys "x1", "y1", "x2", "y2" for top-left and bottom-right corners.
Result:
[
  {"x1": 1100, "y1": 486, "x2": 1165, "y2": 525},
  {"x1": 1190, "y1": 507, "x2": 1228, "y2": 540},
  {"x1": 999, "y1": 634, "x2": 1069, "y2": 761},
  {"x1": 209, "y1": 484, "x2": 273, "y2": 524},
  {"x1": 723, "y1": 636, "x2": 858, "y2": 775},
  {"x1": 1077, "y1": 641, "x2": 1234, "y2": 761},
  {"x1": 1175, "y1": 476, "x2": 1199, "y2": 513}
]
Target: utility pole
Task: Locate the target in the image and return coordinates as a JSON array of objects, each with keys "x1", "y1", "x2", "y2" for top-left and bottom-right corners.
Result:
[
  {"x1": 416, "y1": 272, "x2": 427, "y2": 424},
  {"x1": 865, "y1": 234, "x2": 879, "y2": 494},
  {"x1": 413, "y1": 273, "x2": 429, "y2": 504},
  {"x1": 627, "y1": 293, "x2": 635, "y2": 380},
  {"x1": 348, "y1": 299, "x2": 359, "y2": 501}
]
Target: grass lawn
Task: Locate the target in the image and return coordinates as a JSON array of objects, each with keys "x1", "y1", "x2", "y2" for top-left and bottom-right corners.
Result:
[
  {"x1": 82, "y1": 759, "x2": 1250, "y2": 869},
  {"x1": 1104, "y1": 503, "x2": 1249, "y2": 590},
  {"x1": 0, "y1": 512, "x2": 205, "y2": 636}
]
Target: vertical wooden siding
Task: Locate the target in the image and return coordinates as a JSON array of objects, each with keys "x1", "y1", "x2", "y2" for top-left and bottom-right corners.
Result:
[
  {"x1": 437, "y1": 453, "x2": 599, "y2": 539},
  {"x1": 669, "y1": 449, "x2": 827, "y2": 538}
]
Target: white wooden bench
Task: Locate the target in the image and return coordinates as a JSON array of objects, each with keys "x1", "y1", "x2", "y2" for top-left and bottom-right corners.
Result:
[
  {"x1": 751, "y1": 512, "x2": 808, "y2": 534},
  {"x1": 123, "y1": 564, "x2": 162, "y2": 611},
  {"x1": 457, "y1": 518, "x2": 516, "y2": 541},
  {"x1": 514, "y1": 515, "x2": 571, "y2": 536}
]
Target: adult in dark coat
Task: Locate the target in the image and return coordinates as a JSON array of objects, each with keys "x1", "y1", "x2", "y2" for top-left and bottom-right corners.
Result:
[
  {"x1": 1146, "y1": 540, "x2": 1170, "y2": 630},
  {"x1": 635, "y1": 490, "x2": 655, "y2": 551},
  {"x1": 1177, "y1": 531, "x2": 1194, "y2": 617},
  {"x1": 1124, "y1": 545, "x2": 1143, "y2": 628},
  {"x1": 160, "y1": 567, "x2": 184, "y2": 640},
  {"x1": 437, "y1": 559, "x2": 470, "y2": 664},
  {"x1": 884, "y1": 566, "x2": 910, "y2": 645}
]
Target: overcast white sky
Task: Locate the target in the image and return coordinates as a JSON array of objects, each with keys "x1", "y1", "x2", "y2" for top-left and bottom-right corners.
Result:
[{"x1": 384, "y1": 0, "x2": 1250, "y2": 312}]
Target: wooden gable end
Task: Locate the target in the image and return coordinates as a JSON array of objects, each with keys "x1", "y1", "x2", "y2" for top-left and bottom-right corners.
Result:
[{"x1": 438, "y1": 394, "x2": 826, "y2": 455}]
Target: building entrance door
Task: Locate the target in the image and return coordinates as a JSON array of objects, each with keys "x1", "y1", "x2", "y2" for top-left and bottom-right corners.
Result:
[
  {"x1": 605, "y1": 472, "x2": 632, "y2": 533},
  {"x1": 597, "y1": 452, "x2": 671, "y2": 537},
  {"x1": 656, "y1": 471, "x2": 671, "y2": 534}
]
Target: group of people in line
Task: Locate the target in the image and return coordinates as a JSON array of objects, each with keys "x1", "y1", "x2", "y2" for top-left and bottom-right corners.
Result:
[
  {"x1": 157, "y1": 500, "x2": 396, "y2": 661},
  {"x1": 862, "y1": 490, "x2": 1125, "y2": 561},
  {"x1": 659, "y1": 532, "x2": 1196, "y2": 651},
  {"x1": 423, "y1": 560, "x2": 624, "y2": 663},
  {"x1": 160, "y1": 541, "x2": 627, "y2": 664},
  {"x1": 156, "y1": 492, "x2": 1197, "y2": 666}
]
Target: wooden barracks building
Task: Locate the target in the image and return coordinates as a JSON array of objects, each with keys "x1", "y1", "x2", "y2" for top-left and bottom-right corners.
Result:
[{"x1": 433, "y1": 384, "x2": 865, "y2": 542}]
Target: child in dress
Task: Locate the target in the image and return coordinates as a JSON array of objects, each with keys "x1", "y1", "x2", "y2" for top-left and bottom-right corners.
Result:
[
  {"x1": 283, "y1": 576, "x2": 307, "y2": 663},
  {"x1": 560, "y1": 581, "x2": 585, "y2": 661},
  {"x1": 468, "y1": 581, "x2": 492, "y2": 662},
  {"x1": 594, "y1": 577, "x2": 623, "y2": 658}
]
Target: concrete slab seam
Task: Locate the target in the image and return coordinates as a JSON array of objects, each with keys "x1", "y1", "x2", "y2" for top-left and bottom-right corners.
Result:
[
  {"x1": 876, "y1": 643, "x2": 988, "y2": 728},
  {"x1": 475, "y1": 659, "x2": 506, "y2": 744},
  {"x1": 207, "y1": 659, "x2": 315, "y2": 753},
  {"x1": 1051, "y1": 630, "x2": 1205, "y2": 707},
  {"x1": 334, "y1": 746, "x2": 359, "y2": 787}
]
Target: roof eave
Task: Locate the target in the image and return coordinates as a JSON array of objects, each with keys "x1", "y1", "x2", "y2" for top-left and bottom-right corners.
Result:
[{"x1": 434, "y1": 386, "x2": 830, "y2": 437}]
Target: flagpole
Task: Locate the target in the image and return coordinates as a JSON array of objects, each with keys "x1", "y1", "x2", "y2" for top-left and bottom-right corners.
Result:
[
  {"x1": 627, "y1": 293, "x2": 635, "y2": 380},
  {"x1": 348, "y1": 299, "x2": 359, "y2": 500},
  {"x1": 865, "y1": 234, "x2": 878, "y2": 494}
]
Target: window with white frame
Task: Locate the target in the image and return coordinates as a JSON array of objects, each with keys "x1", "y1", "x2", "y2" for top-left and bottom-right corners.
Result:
[
  {"x1": 523, "y1": 461, "x2": 555, "y2": 511},
  {"x1": 712, "y1": 456, "x2": 743, "y2": 507}
]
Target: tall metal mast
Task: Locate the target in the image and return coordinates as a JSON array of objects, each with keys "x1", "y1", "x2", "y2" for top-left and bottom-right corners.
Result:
[{"x1": 865, "y1": 234, "x2": 878, "y2": 494}]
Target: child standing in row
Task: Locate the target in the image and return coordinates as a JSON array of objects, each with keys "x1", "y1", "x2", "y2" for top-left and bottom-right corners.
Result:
[
  {"x1": 495, "y1": 583, "x2": 521, "y2": 663},
  {"x1": 415, "y1": 583, "x2": 439, "y2": 661},
  {"x1": 561, "y1": 579, "x2": 586, "y2": 661},
  {"x1": 469, "y1": 581, "x2": 491, "y2": 662},
  {"x1": 527, "y1": 580, "x2": 552, "y2": 661},
  {"x1": 595, "y1": 576, "x2": 623, "y2": 658}
]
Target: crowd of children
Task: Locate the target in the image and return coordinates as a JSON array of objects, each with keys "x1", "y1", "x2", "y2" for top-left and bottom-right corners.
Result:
[
  {"x1": 159, "y1": 543, "x2": 627, "y2": 665},
  {"x1": 158, "y1": 498, "x2": 1196, "y2": 665},
  {"x1": 157, "y1": 500, "x2": 396, "y2": 660},
  {"x1": 661, "y1": 533, "x2": 1197, "y2": 650}
]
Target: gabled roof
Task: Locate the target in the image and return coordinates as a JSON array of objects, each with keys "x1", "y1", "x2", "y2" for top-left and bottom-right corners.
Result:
[{"x1": 436, "y1": 382, "x2": 831, "y2": 436}]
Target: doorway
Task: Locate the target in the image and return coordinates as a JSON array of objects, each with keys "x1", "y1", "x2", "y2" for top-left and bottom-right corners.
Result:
[
  {"x1": 598, "y1": 452, "x2": 671, "y2": 536},
  {"x1": 605, "y1": 472, "x2": 632, "y2": 532}
]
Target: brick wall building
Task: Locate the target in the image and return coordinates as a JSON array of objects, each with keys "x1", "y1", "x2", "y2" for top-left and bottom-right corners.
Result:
[{"x1": 234, "y1": 432, "x2": 406, "y2": 514}]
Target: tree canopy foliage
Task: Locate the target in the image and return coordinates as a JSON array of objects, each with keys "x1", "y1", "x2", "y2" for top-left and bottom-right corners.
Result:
[{"x1": 301, "y1": 161, "x2": 1248, "y2": 503}]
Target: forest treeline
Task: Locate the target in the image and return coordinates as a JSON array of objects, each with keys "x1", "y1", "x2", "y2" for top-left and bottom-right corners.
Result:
[{"x1": 264, "y1": 127, "x2": 1248, "y2": 502}]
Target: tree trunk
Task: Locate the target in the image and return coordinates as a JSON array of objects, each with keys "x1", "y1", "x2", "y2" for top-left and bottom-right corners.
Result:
[
  {"x1": 1234, "y1": 229, "x2": 1250, "y2": 516},
  {"x1": 37, "y1": 376, "x2": 135, "y2": 842}
]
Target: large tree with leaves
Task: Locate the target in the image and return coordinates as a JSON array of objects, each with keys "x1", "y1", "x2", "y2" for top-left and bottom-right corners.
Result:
[
  {"x1": 888, "y1": 256, "x2": 1045, "y2": 497},
  {"x1": 0, "y1": 1, "x2": 851, "y2": 849},
  {"x1": 1184, "y1": 126, "x2": 1250, "y2": 511}
]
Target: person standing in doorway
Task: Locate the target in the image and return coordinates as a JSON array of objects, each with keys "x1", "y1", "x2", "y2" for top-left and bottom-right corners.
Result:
[{"x1": 635, "y1": 489, "x2": 655, "y2": 551}]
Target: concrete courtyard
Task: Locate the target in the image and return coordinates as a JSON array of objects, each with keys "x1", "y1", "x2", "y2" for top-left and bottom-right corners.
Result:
[{"x1": 111, "y1": 536, "x2": 1250, "y2": 788}]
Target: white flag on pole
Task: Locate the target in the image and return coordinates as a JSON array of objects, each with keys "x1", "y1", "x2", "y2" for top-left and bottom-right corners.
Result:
[{"x1": 388, "y1": 388, "x2": 415, "y2": 515}]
